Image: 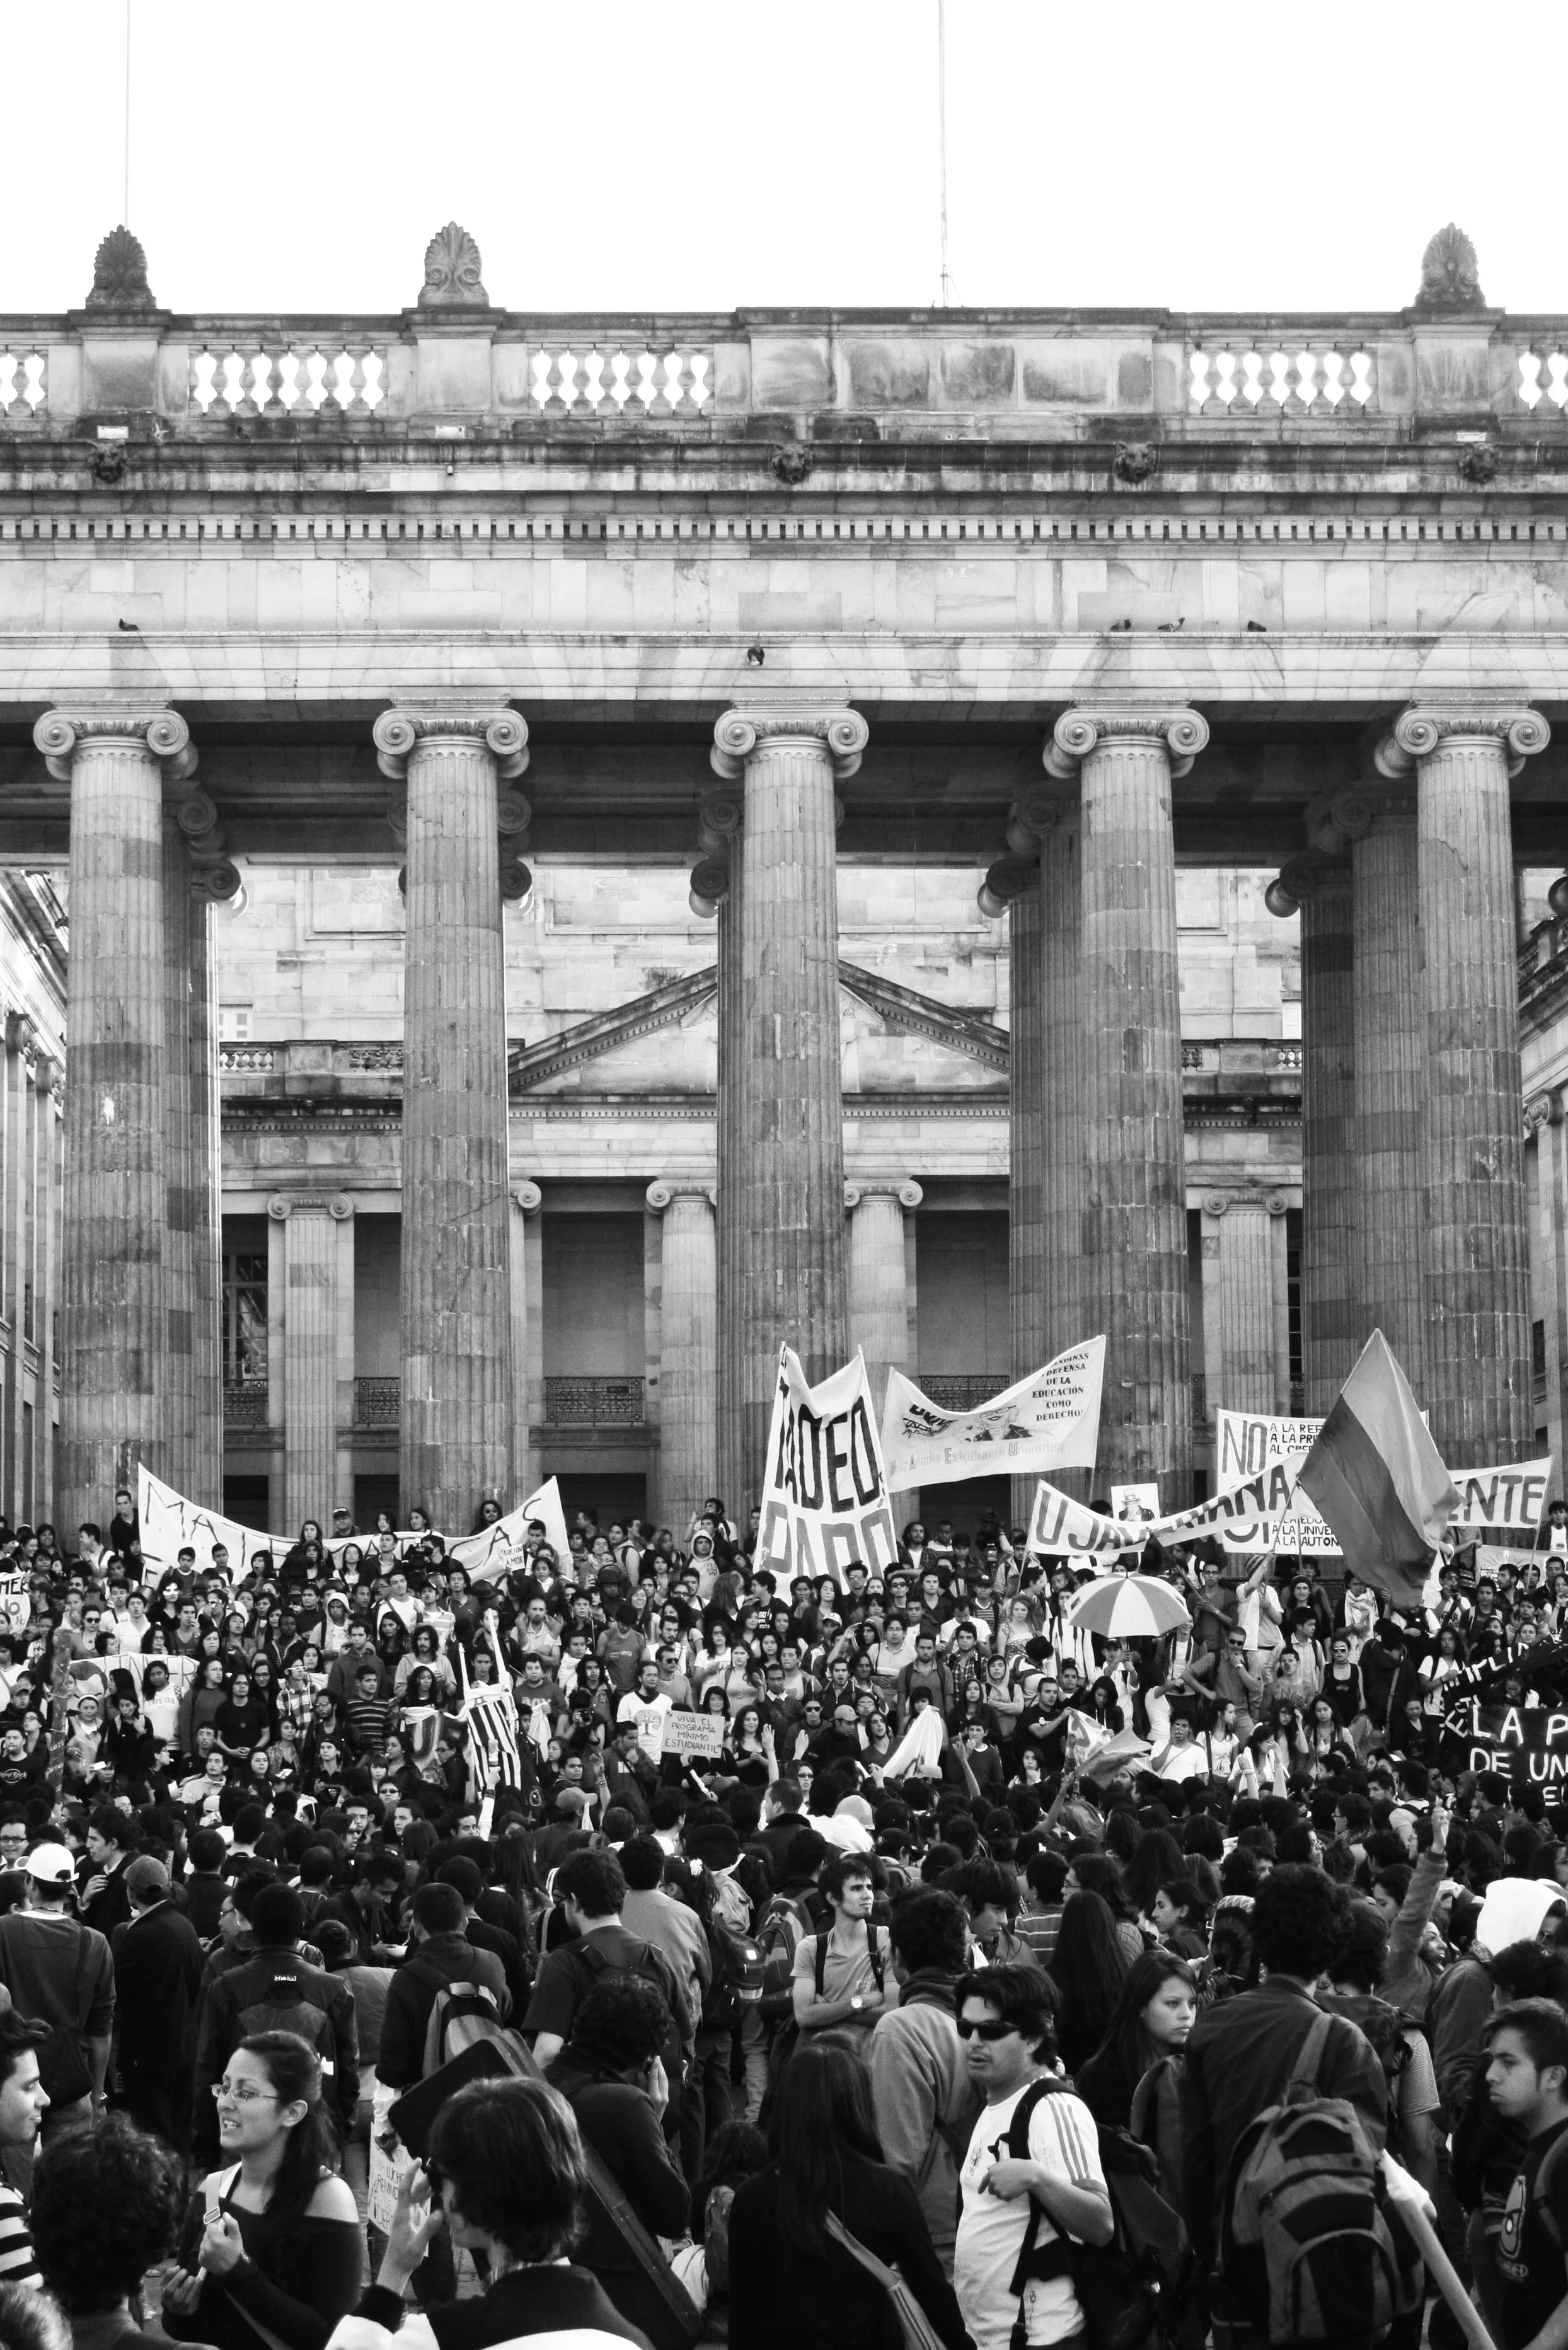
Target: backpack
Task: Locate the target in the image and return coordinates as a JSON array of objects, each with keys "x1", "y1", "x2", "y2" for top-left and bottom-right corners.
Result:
[
  {"x1": 703, "y1": 2182, "x2": 738, "y2": 2295},
  {"x1": 421, "y1": 1976, "x2": 517, "y2": 2078},
  {"x1": 1006, "y1": 2080, "x2": 1190, "y2": 2350},
  {"x1": 234, "y1": 1961, "x2": 338, "y2": 2084},
  {"x1": 566, "y1": 1934, "x2": 685, "y2": 2089},
  {"x1": 696, "y1": 1872, "x2": 764, "y2": 2032},
  {"x1": 1221, "y1": 2010, "x2": 1424, "y2": 2348},
  {"x1": 757, "y1": 1891, "x2": 812, "y2": 2023},
  {"x1": 1316, "y1": 1991, "x2": 1415, "y2": 2153}
]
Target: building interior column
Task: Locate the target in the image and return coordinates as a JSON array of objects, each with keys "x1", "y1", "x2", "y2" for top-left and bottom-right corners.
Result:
[
  {"x1": 1296, "y1": 863, "x2": 1358, "y2": 1410},
  {"x1": 272, "y1": 1192, "x2": 352, "y2": 1533},
  {"x1": 510, "y1": 1182, "x2": 541, "y2": 1502},
  {"x1": 847, "y1": 1180, "x2": 921, "y2": 1420},
  {"x1": 648, "y1": 1181, "x2": 717, "y2": 1531},
  {"x1": 1349, "y1": 781, "x2": 1427, "y2": 1403}
]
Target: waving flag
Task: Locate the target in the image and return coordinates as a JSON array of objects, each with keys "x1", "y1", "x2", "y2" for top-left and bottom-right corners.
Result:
[{"x1": 1295, "y1": 1330, "x2": 1459, "y2": 1609}]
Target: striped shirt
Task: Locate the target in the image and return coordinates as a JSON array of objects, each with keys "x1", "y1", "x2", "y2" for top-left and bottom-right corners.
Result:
[
  {"x1": 0, "y1": 2184, "x2": 38, "y2": 2286},
  {"x1": 1015, "y1": 1898, "x2": 1064, "y2": 1968}
]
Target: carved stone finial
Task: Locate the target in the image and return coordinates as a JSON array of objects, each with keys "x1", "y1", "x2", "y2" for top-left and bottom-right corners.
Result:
[
  {"x1": 85, "y1": 226, "x2": 154, "y2": 313},
  {"x1": 1414, "y1": 223, "x2": 1484, "y2": 314},
  {"x1": 417, "y1": 222, "x2": 488, "y2": 309}
]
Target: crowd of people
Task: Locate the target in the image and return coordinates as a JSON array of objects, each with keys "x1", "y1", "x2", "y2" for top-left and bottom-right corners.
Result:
[{"x1": 0, "y1": 1485, "x2": 1564, "y2": 2346}]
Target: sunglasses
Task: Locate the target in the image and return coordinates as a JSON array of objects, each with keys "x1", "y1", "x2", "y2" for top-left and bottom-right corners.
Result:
[{"x1": 956, "y1": 2017, "x2": 1020, "y2": 2042}]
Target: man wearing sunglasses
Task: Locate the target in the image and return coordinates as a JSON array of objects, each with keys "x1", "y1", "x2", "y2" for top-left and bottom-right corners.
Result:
[{"x1": 952, "y1": 1964, "x2": 1110, "y2": 2350}]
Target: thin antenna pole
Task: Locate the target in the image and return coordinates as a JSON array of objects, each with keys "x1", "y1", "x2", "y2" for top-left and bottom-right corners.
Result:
[
  {"x1": 123, "y1": 0, "x2": 131, "y2": 224},
  {"x1": 937, "y1": 0, "x2": 954, "y2": 306}
]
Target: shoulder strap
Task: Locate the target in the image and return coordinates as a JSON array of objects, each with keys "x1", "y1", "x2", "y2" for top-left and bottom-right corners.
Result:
[
  {"x1": 1005, "y1": 2075, "x2": 1056, "y2": 2160},
  {"x1": 824, "y1": 2209, "x2": 897, "y2": 2286},
  {"x1": 70, "y1": 1925, "x2": 90, "y2": 2024},
  {"x1": 814, "y1": 1932, "x2": 828, "y2": 1996},
  {"x1": 1129, "y1": 2056, "x2": 1172, "y2": 2146},
  {"x1": 203, "y1": 2163, "x2": 241, "y2": 2227},
  {"x1": 1536, "y1": 2128, "x2": 1568, "y2": 2249},
  {"x1": 1291, "y1": 2009, "x2": 1336, "y2": 2089}
]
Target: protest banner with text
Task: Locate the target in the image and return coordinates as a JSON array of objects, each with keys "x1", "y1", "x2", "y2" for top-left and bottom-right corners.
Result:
[
  {"x1": 758, "y1": 1347, "x2": 901, "y2": 1587},
  {"x1": 880, "y1": 1339, "x2": 1104, "y2": 1494},
  {"x1": 456, "y1": 1477, "x2": 572, "y2": 1584},
  {"x1": 1214, "y1": 1410, "x2": 1323, "y2": 1495},
  {"x1": 1451, "y1": 1459, "x2": 1554, "y2": 1532},
  {"x1": 1441, "y1": 1698, "x2": 1568, "y2": 1782},
  {"x1": 137, "y1": 1466, "x2": 279, "y2": 1580}
]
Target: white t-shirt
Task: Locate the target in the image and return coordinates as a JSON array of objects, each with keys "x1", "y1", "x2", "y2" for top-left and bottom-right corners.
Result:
[{"x1": 955, "y1": 2078, "x2": 1105, "y2": 2350}]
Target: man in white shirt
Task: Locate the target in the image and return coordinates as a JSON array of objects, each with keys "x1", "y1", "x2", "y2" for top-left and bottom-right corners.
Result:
[{"x1": 954, "y1": 1964, "x2": 1111, "y2": 2350}]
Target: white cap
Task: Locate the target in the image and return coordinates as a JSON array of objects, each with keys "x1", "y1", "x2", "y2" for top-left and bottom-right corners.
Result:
[{"x1": 25, "y1": 1842, "x2": 76, "y2": 1887}]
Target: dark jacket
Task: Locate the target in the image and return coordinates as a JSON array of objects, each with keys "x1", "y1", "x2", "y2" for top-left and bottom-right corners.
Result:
[
  {"x1": 354, "y1": 2267, "x2": 651, "y2": 2347},
  {"x1": 546, "y1": 2048, "x2": 690, "y2": 2341},
  {"x1": 727, "y1": 2151, "x2": 971, "y2": 2350},
  {"x1": 111, "y1": 1900, "x2": 207, "y2": 2066},
  {"x1": 377, "y1": 1932, "x2": 509, "y2": 2091},
  {"x1": 192, "y1": 1946, "x2": 359, "y2": 2165},
  {"x1": 1179, "y1": 1978, "x2": 1386, "y2": 2269}
]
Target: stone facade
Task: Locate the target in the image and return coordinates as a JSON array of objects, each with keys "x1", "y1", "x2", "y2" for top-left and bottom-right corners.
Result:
[{"x1": 0, "y1": 226, "x2": 1566, "y2": 1535}]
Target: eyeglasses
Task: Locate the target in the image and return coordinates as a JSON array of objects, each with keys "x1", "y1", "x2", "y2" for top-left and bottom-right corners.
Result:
[
  {"x1": 956, "y1": 2018, "x2": 1021, "y2": 2042},
  {"x1": 212, "y1": 2083, "x2": 280, "y2": 2105}
]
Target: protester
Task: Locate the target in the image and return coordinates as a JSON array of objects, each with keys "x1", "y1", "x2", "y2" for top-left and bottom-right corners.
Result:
[
  {"x1": 868, "y1": 1886, "x2": 976, "y2": 2276},
  {"x1": 163, "y1": 2030, "x2": 362, "y2": 2350},
  {"x1": 30, "y1": 2113, "x2": 183, "y2": 2350},
  {"x1": 0, "y1": 2017, "x2": 47, "y2": 2284},
  {"x1": 327, "y1": 2076, "x2": 652, "y2": 2347},
  {"x1": 727, "y1": 2039, "x2": 971, "y2": 2349},
  {"x1": 110, "y1": 1853, "x2": 205, "y2": 2151},
  {"x1": 0, "y1": 1842, "x2": 113, "y2": 2137}
]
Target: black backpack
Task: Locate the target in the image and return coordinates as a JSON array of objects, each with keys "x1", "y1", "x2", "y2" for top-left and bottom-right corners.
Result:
[
  {"x1": 233, "y1": 1961, "x2": 339, "y2": 2090},
  {"x1": 695, "y1": 1871, "x2": 764, "y2": 2031},
  {"x1": 1006, "y1": 2078, "x2": 1192, "y2": 2350},
  {"x1": 563, "y1": 1933, "x2": 685, "y2": 2090}
]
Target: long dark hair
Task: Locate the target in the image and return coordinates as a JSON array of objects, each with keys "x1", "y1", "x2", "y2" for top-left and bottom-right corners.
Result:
[
  {"x1": 1087, "y1": 1949, "x2": 1196, "y2": 2090},
  {"x1": 1047, "y1": 1891, "x2": 1131, "y2": 2063},
  {"x1": 237, "y1": 2030, "x2": 339, "y2": 2215},
  {"x1": 1122, "y1": 1829, "x2": 1186, "y2": 1918},
  {"x1": 770, "y1": 2041, "x2": 884, "y2": 2255}
]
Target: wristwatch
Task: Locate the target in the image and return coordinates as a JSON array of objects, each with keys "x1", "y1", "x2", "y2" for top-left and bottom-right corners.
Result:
[{"x1": 850, "y1": 1994, "x2": 865, "y2": 2012}]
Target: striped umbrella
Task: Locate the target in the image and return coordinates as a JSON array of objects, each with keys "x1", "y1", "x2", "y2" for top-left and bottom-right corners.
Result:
[{"x1": 1066, "y1": 1572, "x2": 1192, "y2": 1640}]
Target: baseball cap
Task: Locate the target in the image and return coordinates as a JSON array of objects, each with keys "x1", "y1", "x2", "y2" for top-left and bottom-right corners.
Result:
[
  {"x1": 555, "y1": 1787, "x2": 594, "y2": 1815},
  {"x1": 26, "y1": 1841, "x2": 76, "y2": 1887},
  {"x1": 124, "y1": 1856, "x2": 170, "y2": 1899}
]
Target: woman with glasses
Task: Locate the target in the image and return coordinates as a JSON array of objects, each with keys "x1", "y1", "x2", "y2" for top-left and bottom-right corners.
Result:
[{"x1": 162, "y1": 2030, "x2": 360, "y2": 2350}]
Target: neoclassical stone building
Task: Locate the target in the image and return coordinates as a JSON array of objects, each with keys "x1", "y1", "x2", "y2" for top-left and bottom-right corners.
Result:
[{"x1": 1, "y1": 217, "x2": 1566, "y2": 1537}]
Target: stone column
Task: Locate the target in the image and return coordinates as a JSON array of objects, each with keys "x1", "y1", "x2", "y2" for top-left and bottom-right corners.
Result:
[
  {"x1": 847, "y1": 1181, "x2": 922, "y2": 1417},
  {"x1": 1350, "y1": 785, "x2": 1426, "y2": 1395},
  {"x1": 1204, "y1": 1190, "x2": 1286, "y2": 1414},
  {"x1": 161, "y1": 818, "x2": 199, "y2": 1497},
  {"x1": 1296, "y1": 865, "x2": 1358, "y2": 1408},
  {"x1": 270, "y1": 1193, "x2": 352, "y2": 1533},
  {"x1": 33, "y1": 707, "x2": 196, "y2": 1529},
  {"x1": 33, "y1": 1061, "x2": 61, "y2": 1524},
  {"x1": 1047, "y1": 708, "x2": 1206, "y2": 1506},
  {"x1": 374, "y1": 703, "x2": 525, "y2": 1528},
  {"x1": 0, "y1": 1015, "x2": 32, "y2": 1518},
  {"x1": 187, "y1": 879, "x2": 224, "y2": 1505},
  {"x1": 647, "y1": 1182, "x2": 717, "y2": 1529},
  {"x1": 1383, "y1": 705, "x2": 1548, "y2": 1460},
  {"x1": 510, "y1": 1183, "x2": 541, "y2": 1499},
  {"x1": 710, "y1": 702, "x2": 866, "y2": 1495}
]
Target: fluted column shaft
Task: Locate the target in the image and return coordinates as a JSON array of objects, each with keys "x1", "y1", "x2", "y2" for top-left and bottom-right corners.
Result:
[
  {"x1": 715, "y1": 839, "x2": 747, "y2": 1516},
  {"x1": 37, "y1": 708, "x2": 194, "y2": 1529},
  {"x1": 1052, "y1": 709, "x2": 1205, "y2": 1506},
  {"x1": 650, "y1": 1184, "x2": 717, "y2": 1529},
  {"x1": 375, "y1": 705, "x2": 525, "y2": 1526},
  {"x1": 1207, "y1": 1194, "x2": 1282, "y2": 1414},
  {"x1": 712, "y1": 704, "x2": 866, "y2": 1494},
  {"x1": 848, "y1": 1182, "x2": 920, "y2": 1417},
  {"x1": 1392, "y1": 706, "x2": 1546, "y2": 1459},
  {"x1": 188, "y1": 884, "x2": 223, "y2": 1504},
  {"x1": 161, "y1": 819, "x2": 199, "y2": 1497},
  {"x1": 1351, "y1": 797, "x2": 1426, "y2": 1394},
  {"x1": 1299, "y1": 870, "x2": 1358, "y2": 1408},
  {"x1": 273, "y1": 1196, "x2": 348, "y2": 1530}
]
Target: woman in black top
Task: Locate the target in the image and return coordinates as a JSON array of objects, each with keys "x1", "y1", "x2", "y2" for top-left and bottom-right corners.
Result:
[
  {"x1": 163, "y1": 2030, "x2": 360, "y2": 2350},
  {"x1": 727, "y1": 2041, "x2": 971, "y2": 2350}
]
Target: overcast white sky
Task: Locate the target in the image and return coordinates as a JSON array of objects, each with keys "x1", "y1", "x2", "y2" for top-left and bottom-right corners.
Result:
[{"x1": 8, "y1": 0, "x2": 1564, "y2": 320}]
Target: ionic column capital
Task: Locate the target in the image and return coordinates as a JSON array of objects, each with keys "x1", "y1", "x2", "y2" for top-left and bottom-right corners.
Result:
[
  {"x1": 1264, "y1": 852, "x2": 1351, "y2": 919},
  {"x1": 646, "y1": 1180, "x2": 716, "y2": 1212},
  {"x1": 34, "y1": 705, "x2": 197, "y2": 785},
  {"x1": 710, "y1": 702, "x2": 868, "y2": 783},
  {"x1": 512, "y1": 1180, "x2": 543, "y2": 1215},
  {"x1": 1044, "y1": 705, "x2": 1210, "y2": 782},
  {"x1": 1376, "y1": 704, "x2": 1550, "y2": 780},
  {"x1": 267, "y1": 1192, "x2": 353, "y2": 1220},
  {"x1": 373, "y1": 703, "x2": 529, "y2": 781},
  {"x1": 1526, "y1": 1092, "x2": 1564, "y2": 1136},
  {"x1": 844, "y1": 1179, "x2": 923, "y2": 1210}
]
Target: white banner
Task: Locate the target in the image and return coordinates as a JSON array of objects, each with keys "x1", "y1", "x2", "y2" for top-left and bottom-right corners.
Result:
[
  {"x1": 137, "y1": 1467, "x2": 277, "y2": 1580},
  {"x1": 456, "y1": 1478, "x2": 572, "y2": 1584},
  {"x1": 1151, "y1": 1453, "x2": 1340, "y2": 1555},
  {"x1": 1026, "y1": 1481, "x2": 1129, "y2": 1557},
  {"x1": 0, "y1": 1574, "x2": 28, "y2": 1639},
  {"x1": 656, "y1": 1710, "x2": 727, "y2": 1761},
  {"x1": 758, "y1": 1347, "x2": 900, "y2": 1586},
  {"x1": 880, "y1": 1339, "x2": 1105, "y2": 1494},
  {"x1": 1215, "y1": 1410, "x2": 1324, "y2": 1496},
  {"x1": 1452, "y1": 1459, "x2": 1554, "y2": 1531}
]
